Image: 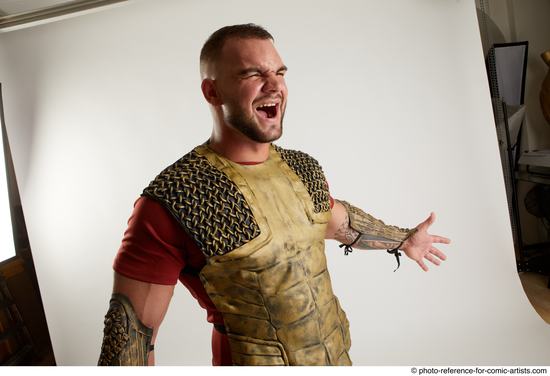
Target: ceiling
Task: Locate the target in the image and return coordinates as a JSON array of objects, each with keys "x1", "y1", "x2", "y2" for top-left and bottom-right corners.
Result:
[
  {"x1": 0, "y1": 0, "x2": 73, "y2": 16},
  {"x1": 0, "y1": 0, "x2": 128, "y2": 31}
]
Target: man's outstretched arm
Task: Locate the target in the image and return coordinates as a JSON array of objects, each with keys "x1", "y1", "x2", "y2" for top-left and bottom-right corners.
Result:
[
  {"x1": 326, "y1": 199, "x2": 450, "y2": 271},
  {"x1": 98, "y1": 272, "x2": 174, "y2": 366}
]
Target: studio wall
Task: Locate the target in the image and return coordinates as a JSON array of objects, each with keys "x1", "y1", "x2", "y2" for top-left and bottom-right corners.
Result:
[{"x1": 0, "y1": 0, "x2": 548, "y2": 365}]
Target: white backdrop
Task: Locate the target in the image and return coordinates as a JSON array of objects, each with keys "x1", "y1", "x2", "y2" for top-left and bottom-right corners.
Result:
[{"x1": 0, "y1": 0, "x2": 549, "y2": 366}]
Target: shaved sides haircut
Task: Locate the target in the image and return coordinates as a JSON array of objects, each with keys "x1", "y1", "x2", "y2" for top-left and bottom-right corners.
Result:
[{"x1": 200, "y1": 23, "x2": 274, "y2": 76}]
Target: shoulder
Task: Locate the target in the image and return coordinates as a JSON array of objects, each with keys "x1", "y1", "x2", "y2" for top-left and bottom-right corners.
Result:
[
  {"x1": 141, "y1": 147, "x2": 261, "y2": 257},
  {"x1": 142, "y1": 147, "x2": 224, "y2": 201},
  {"x1": 274, "y1": 144, "x2": 330, "y2": 213},
  {"x1": 273, "y1": 144, "x2": 324, "y2": 169},
  {"x1": 145, "y1": 148, "x2": 208, "y2": 182}
]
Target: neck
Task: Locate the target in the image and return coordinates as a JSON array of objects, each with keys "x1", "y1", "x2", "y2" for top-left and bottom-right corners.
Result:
[{"x1": 208, "y1": 126, "x2": 271, "y2": 163}]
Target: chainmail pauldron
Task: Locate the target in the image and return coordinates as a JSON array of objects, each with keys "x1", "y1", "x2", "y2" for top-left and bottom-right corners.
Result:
[
  {"x1": 274, "y1": 146, "x2": 331, "y2": 213},
  {"x1": 142, "y1": 146, "x2": 330, "y2": 257},
  {"x1": 142, "y1": 150, "x2": 261, "y2": 257}
]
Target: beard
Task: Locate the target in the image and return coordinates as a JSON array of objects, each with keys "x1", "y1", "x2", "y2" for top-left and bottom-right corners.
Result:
[{"x1": 225, "y1": 105, "x2": 284, "y2": 143}]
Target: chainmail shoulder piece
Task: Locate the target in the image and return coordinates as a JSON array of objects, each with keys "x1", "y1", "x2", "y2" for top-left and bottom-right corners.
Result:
[
  {"x1": 274, "y1": 145, "x2": 331, "y2": 213},
  {"x1": 142, "y1": 150, "x2": 261, "y2": 257}
]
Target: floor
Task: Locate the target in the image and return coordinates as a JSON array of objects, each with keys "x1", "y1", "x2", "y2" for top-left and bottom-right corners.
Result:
[{"x1": 519, "y1": 272, "x2": 550, "y2": 324}]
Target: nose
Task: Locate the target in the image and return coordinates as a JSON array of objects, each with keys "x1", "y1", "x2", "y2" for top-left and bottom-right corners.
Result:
[{"x1": 263, "y1": 73, "x2": 285, "y2": 93}]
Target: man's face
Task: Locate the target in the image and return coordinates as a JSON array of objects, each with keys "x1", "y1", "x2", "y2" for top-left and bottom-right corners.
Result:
[{"x1": 213, "y1": 37, "x2": 288, "y2": 143}]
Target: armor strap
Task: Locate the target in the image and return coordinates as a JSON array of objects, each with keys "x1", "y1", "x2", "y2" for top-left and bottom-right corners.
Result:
[
  {"x1": 98, "y1": 293, "x2": 153, "y2": 366},
  {"x1": 387, "y1": 246, "x2": 403, "y2": 272},
  {"x1": 338, "y1": 200, "x2": 417, "y2": 271}
]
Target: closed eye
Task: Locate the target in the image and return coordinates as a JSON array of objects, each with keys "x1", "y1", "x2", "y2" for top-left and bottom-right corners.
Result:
[
  {"x1": 239, "y1": 69, "x2": 262, "y2": 78},
  {"x1": 239, "y1": 66, "x2": 288, "y2": 79}
]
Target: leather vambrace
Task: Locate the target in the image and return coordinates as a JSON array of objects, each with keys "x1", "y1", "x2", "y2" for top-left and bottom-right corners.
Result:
[
  {"x1": 98, "y1": 293, "x2": 153, "y2": 366},
  {"x1": 337, "y1": 200, "x2": 417, "y2": 270}
]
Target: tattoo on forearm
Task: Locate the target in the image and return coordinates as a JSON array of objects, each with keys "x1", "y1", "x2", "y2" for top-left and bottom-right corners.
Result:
[
  {"x1": 335, "y1": 213, "x2": 402, "y2": 250},
  {"x1": 334, "y1": 211, "x2": 360, "y2": 244}
]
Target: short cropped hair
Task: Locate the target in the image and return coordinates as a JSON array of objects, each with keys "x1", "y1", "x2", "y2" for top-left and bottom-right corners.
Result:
[{"x1": 200, "y1": 23, "x2": 274, "y2": 75}]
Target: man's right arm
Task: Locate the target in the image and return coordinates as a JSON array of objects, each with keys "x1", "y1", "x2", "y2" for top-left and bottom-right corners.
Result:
[
  {"x1": 99, "y1": 197, "x2": 188, "y2": 366},
  {"x1": 98, "y1": 272, "x2": 174, "y2": 366}
]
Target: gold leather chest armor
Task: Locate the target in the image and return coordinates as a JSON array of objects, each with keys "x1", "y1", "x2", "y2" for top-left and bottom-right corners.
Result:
[{"x1": 143, "y1": 144, "x2": 352, "y2": 366}]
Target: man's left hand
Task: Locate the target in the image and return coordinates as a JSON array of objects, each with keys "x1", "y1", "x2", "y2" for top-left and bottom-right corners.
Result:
[{"x1": 401, "y1": 212, "x2": 450, "y2": 271}]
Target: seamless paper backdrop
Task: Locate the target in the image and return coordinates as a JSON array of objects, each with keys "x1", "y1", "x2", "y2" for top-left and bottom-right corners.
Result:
[{"x1": 0, "y1": 0, "x2": 548, "y2": 365}]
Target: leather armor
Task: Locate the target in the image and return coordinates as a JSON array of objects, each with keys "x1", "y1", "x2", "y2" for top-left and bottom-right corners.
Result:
[
  {"x1": 98, "y1": 294, "x2": 153, "y2": 366},
  {"x1": 143, "y1": 144, "x2": 352, "y2": 366}
]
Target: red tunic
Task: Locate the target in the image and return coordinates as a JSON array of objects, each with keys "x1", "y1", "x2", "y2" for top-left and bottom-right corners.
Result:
[{"x1": 113, "y1": 173, "x2": 334, "y2": 366}]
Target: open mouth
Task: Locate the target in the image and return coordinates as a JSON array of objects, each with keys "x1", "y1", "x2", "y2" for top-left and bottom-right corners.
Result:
[{"x1": 256, "y1": 103, "x2": 278, "y2": 119}]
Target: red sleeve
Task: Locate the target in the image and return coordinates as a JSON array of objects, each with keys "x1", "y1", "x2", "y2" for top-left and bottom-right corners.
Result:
[{"x1": 113, "y1": 196, "x2": 188, "y2": 285}]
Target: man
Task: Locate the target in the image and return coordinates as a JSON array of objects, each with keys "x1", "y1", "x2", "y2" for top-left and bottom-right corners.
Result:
[{"x1": 98, "y1": 24, "x2": 450, "y2": 366}]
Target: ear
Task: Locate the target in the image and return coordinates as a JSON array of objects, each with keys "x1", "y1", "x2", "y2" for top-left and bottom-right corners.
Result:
[{"x1": 201, "y1": 79, "x2": 223, "y2": 106}]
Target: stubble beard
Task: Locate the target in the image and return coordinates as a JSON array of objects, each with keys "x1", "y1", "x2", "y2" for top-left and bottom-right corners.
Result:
[{"x1": 226, "y1": 107, "x2": 284, "y2": 143}]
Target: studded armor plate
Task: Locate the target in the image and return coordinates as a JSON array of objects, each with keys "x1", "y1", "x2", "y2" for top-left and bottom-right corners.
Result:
[{"x1": 98, "y1": 294, "x2": 153, "y2": 366}]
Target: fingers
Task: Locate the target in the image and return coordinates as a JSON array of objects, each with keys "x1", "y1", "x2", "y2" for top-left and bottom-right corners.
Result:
[
  {"x1": 432, "y1": 235, "x2": 451, "y2": 244},
  {"x1": 427, "y1": 212, "x2": 436, "y2": 226},
  {"x1": 416, "y1": 259, "x2": 429, "y2": 272},
  {"x1": 418, "y1": 212, "x2": 436, "y2": 230},
  {"x1": 415, "y1": 246, "x2": 446, "y2": 271},
  {"x1": 425, "y1": 253, "x2": 441, "y2": 266},
  {"x1": 430, "y1": 246, "x2": 447, "y2": 261}
]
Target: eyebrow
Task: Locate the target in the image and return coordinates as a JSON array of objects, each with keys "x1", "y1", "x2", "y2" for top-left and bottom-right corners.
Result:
[{"x1": 238, "y1": 65, "x2": 288, "y2": 76}]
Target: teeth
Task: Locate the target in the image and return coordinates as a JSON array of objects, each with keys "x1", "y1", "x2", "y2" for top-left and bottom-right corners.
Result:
[{"x1": 257, "y1": 103, "x2": 277, "y2": 108}]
